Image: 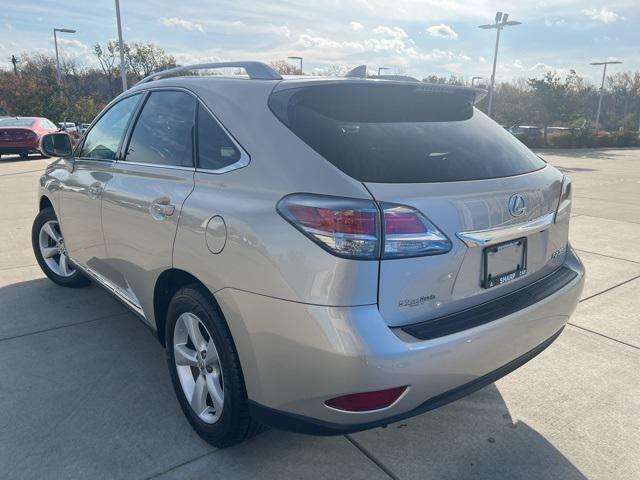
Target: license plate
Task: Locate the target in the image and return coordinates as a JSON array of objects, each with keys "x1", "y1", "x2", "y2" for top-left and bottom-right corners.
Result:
[{"x1": 483, "y1": 238, "x2": 527, "y2": 288}]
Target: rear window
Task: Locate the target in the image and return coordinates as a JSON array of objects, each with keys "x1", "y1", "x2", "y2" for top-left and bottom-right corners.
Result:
[
  {"x1": 268, "y1": 83, "x2": 546, "y2": 183},
  {"x1": 0, "y1": 118, "x2": 36, "y2": 127}
]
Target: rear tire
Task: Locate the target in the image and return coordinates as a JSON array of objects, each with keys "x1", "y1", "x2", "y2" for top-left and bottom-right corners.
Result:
[
  {"x1": 166, "y1": 284, "x2": 264, "y2": 448},
  {"x1": 32, "y1": 207, "x2": 90, "y2": 288}
]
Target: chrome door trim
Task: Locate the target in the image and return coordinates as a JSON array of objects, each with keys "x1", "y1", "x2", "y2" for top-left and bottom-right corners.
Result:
[
  {"x1": 72, "y1": 259, "x2": 147, "y2": 319},
  {"x1": 456, "y1": 212, "x2": 555, "y2": 247}
]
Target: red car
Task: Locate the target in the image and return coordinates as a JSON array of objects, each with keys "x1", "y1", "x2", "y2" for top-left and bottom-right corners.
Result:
[{"x1": 0, "y1": 117, "x2": 59, "y2": 159}]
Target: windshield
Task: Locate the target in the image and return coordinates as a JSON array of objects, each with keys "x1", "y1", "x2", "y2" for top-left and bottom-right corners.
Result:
[
  {"x1": 269, "y1": 83, "x2": 546, "y2": 183},
  {"x1": 0, "y1": 118, "x2": 36, "y2": 127}
]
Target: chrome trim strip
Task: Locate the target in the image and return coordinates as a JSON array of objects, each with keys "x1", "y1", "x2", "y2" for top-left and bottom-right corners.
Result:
[
  {"x1": 116, "y1": 161, "x2": 195, "y2": 172},
  {"x1": 456, "y1": 212, "x2": 555, "y2": 247},
  {"x1": 72, "y1": 260, "x2": 146, "y2": 319}
]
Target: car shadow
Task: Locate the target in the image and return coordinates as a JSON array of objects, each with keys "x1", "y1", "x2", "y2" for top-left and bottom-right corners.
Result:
[
  {"x1": 0, "y1": 153, "x2": 49, "y2": 164},
  {"x1": 0, "y1": 277, "x2": 586, "y2": 479}
]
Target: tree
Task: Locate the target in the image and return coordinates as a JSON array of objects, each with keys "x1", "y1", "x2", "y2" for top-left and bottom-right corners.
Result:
[{"x1": 270, "y1": 60, "x2": 300, "y2": 75}]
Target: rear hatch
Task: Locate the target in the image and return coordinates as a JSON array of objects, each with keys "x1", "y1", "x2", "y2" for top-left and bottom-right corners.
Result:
[{"x1": 269, "y1": 80, "x2": 570, "y2": 327}]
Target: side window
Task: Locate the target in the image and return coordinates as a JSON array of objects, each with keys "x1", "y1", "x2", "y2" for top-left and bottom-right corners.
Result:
[
  {"x1": 124, "y1": 91, "x2": 196, "y2": 167},
  {"x1": 80, "y1": 94, "x2": 140, "y2": 160},
  {"x1": 197, "y1": 104, "x2": 241, "y2": 170}
]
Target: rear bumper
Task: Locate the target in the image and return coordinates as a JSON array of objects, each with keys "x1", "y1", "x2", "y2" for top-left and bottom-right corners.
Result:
[
  {"x1": 216, "y1": 246, "x2": 584, "y2": 434},
  {"x1": 0, "y1": 140, "x2": 39, "y2": 153}
]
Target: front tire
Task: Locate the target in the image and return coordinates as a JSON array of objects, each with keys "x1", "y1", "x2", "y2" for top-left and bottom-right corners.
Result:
[
  {"x1": 166, "y1": 285, "x2": 264, "y2": 448},
  {"x1": 32, "y1": 207, "x2": 90, "y2": 288}
]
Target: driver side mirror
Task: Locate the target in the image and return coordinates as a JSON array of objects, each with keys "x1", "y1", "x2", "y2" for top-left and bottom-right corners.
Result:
[{"x1": 41, "y1": 132, "x2": 73, "y2": 158}]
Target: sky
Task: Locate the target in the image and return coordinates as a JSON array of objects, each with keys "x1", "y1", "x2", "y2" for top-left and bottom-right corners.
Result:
[{"x1": 1, "y1": 0, "x2": 639, "y2": 83}]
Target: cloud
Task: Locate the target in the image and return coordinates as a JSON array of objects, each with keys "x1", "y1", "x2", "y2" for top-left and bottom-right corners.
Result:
[
  {"x1": 372, "y1": 25, "x2": 408, "y2": 39},
  {"x1": 349, "y1": 21, "x2": 364, "y2": 31},
  {"x1": 582, "y1": 8, "x2": 619, "y2": 24},
  {"x1": 159, "y1": 17, "x2": 204, "y2": 32},
  {"x1": 426, "y1": 24, "x2": 458, "y2": 39}
]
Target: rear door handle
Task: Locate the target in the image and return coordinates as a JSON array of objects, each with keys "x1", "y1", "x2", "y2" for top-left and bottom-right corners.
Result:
[{"x1": 150, "y1": 199, "x2": 175, "y2": 219}]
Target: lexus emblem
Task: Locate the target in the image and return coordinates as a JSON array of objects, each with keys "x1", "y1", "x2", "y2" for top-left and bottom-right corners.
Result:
[{"x1": 508, "y1": 194, "x2": 526, "y2": 217}]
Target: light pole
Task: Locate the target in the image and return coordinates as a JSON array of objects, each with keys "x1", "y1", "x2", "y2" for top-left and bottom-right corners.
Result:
[
  {"x1": 590, "y1": 60, "x2": 622, "y2": 132},
  {"x1": 471, "y1": 76, "x2": 483, "y2": 87},
  {"x1": 377, "y1": 67, "x2": 391, "y2": 76},
  {"x1": 479, "y1": 12, "x2": 521, "y2": 117},
  {"x1": 288, "y1": 56, "x2": 303, "y2": 75},
  {"x1": 115, "y1": 0, "x2": 128, "y2": 91},
  {"x1": 53, "y1": 28, "x2": 76, "y2": 84}
]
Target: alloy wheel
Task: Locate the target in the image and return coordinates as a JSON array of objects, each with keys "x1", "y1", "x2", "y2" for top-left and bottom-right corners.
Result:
[
  {"x1": 173, "y1": 312, "x2": 224, "y2": 424},
  {"x1": 38, "y1": 220, "x2": 76, "y2": 278}
]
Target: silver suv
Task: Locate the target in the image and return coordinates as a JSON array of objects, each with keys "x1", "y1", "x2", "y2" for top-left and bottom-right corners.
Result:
[{"x1": 34, "y1": 62, "x2": 584, "y2": 448}]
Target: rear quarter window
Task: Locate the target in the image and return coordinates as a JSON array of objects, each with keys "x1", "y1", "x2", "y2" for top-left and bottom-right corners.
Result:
[{"x1": 268, "y1": 83, "x2": 546, "y2": 183}]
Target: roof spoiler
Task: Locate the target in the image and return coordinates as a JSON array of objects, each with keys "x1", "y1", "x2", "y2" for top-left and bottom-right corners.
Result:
[{"x1": 415, "y1": 84, "x2": 487, "y2": 105}]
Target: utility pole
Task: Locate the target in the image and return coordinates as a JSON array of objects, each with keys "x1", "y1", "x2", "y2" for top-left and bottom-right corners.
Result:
[
  {"x1": 10, "y1": 55, "x2": 18, "y2": 75},
  {"x1": 590, "y1": 60, "x2": 622, "y2": 132},
  {"x1": 479, "y1": 12, "x2": 522, "y2": 117},
  {"x1": 115, "y1": 0, "x2": 128, "y2": 91}
]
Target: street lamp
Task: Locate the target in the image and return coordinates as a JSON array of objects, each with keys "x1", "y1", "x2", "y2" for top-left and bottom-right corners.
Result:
[
  {"x1": 288, "y1": 56, "x2": 303, "y2": 75},
  {"x1": 471, "y1": 76, "x2": 483, "y2": 87},
  {"x1": 53, "y1": 28, "x2": 76, "y2": 84},
  {"x1": 115, "y1": 0, "x2": 128, "y2": 91},
  {"x1": 590, "y1": 60, "x2": 622, "y2": 132},
  {"x1": 479, "y1": 12, "x2": 521, "y2": 117},
  {"x1": 377, "y1": 67, "x2": 391, "y2": 76}
]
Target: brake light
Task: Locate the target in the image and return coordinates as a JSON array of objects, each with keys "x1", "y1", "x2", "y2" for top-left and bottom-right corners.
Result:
[
  {"x1": 277, "y1": 194, "x2": 380, "y2": 259},
  {"x1": 382, "y1": 204, "x2": 451, "y2": 258},
  {"x1": 325, "y1": 386, "x2": 408, "y2": 412},
  {"x1": 277, "y1": 194, "x2": 451, "y2": 260},
  {"x1": 555, "y1": 175, "x2": 572, "y2": 223}
]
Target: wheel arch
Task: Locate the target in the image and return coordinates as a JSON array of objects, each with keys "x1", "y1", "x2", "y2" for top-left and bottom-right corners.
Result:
[
  {"x1": 39, "y1": 195, "x2": 53, "y2": 212},
  {"x1": 153, "y1": 268, "x2": 224, "y2": 347}
]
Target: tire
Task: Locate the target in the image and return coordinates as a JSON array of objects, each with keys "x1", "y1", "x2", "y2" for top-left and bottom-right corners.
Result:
[
  {"x1": 166, "y1": 284, "x2": 265, "y2": 448},
  {"x1": 32, "y1": 207, "x2": 90, "y2": 288},
  {"x1": 20, "y1": 152, "x2": 29, "y2": 159}
]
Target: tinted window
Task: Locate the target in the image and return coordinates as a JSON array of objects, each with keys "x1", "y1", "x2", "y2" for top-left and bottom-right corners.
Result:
[
  {"x1": 125, "y1": 91, "x2": 195, "y2": 167},
  {"x1": 81, "y1": 94, "x2": 140, "y2": 159},
  {"x1": 269, "y1": 84, "x2": 546, "y2": 183},
  {"x1": 0, "y1": 118, "x2": 36, "y2": 127},
  {"x1": 197, "y1": 105, "x2": 240, "y2": 170}
]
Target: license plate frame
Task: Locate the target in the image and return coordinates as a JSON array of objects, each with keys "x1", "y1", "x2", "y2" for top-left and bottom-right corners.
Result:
[{"x1": 483, "y1": 238, "x2": 527, "y2": 289}]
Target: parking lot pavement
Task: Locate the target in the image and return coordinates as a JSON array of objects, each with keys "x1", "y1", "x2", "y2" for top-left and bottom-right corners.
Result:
[{"x1": 0, "y1": 150, "x2": 638, "y2": 479}]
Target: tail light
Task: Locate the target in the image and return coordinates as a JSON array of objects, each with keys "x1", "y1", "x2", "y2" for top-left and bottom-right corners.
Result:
[
  {"x1": 381, "y1": 203, "x2": 451, "y2": 258},
  {"x1": 277, "y1": 194, "x2": 451, "y2": 260},
  {"x1": 277, "y1": 194, "x2": 380, "y2": 259},
  {"x1": 325, "y1": 386, "x2": 408, "y2": 412},
  {"x1": 555, "y1": 175, "x2": 572, "y2": 223}
]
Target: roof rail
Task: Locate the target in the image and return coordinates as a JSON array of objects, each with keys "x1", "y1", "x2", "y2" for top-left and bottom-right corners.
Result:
[{"x1": 136, "y1": 61, "x2": 283, "y2": 85}]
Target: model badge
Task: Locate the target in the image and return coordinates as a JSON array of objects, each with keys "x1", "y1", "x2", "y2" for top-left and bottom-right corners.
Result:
[{"x1": 508, "y1": 194, "x2": 526, "y2": 217}]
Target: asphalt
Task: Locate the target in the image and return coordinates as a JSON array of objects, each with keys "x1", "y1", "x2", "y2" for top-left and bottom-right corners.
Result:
[{"x1": 0, "y1": 149, "x2": 638, "y2": 479}]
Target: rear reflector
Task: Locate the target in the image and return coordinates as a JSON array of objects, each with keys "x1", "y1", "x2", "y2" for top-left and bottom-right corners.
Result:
[{"x1": 325, "y1": 386, "x2": 408, "y2": 412}]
